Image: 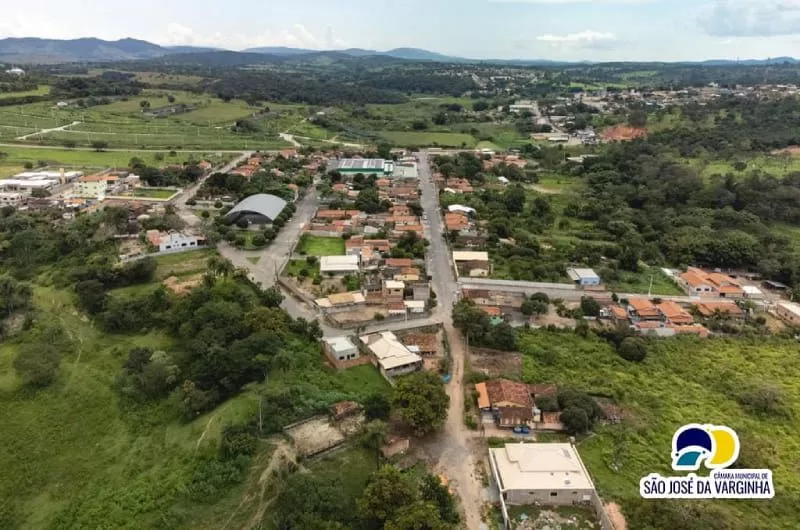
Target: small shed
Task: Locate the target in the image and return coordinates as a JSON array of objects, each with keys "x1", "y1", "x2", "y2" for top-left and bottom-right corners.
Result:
[{"x1": 566, "y1": 267, "x2": 601, "y2": 286}]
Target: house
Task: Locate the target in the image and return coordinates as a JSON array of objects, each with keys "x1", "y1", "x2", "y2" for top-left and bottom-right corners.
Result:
[
  {"x1": 385, "y1": 258, "x2": 414, "y2": 269},
  {"x1": 483, "y1": 306, "x2": 502, "y2": 317},
  {"x1": 678, "y1": 267, "x2": 743, "y2": 298},
  {"x1": 319, "y1": 255, "x2": 360, "y2": 275},
  {"x1": 322, "y1": 336, "x2": 360, "y2": 362},
  {"x1": 412, "y1": 283, "x2": 431, "y2": 302},
  {"x1": 362, "y1": 277, "x2": 383, "y2": 304},
  {"x1": 448, "y1": 204, "x2": 476, "y2": 216},
  {"x1": 404, "y1": 300, "x2": 426, "y2": 314},
  {"x1": 489, "y1": 443, "x2": 596, "y2": 506},
  {"x1": 147, "y1": 230, "x2": 205, "y2": 252},
  {"x1": 445, "y1": 212, "x2": 470, "y2": 232},
  {"x1": 627, "y1": 298, "x2": 661, "y2": 321},
  {"x1": 775, "y1": 301, "x2": 800, "y2": 326},
  {"x1": 315, "y1": 292, "x2": 366, "y2": 309},
  {"x1": 383, "y1": 280, "x2": 405, "y2": 302},
  {"x1": 452, "y1": 251, "x2": 490, "y2": 277},
  {"x1": 656, "y1": 301, "x2": 694, "y2": 325},
  {"x1": 608, "y1": 304, "x2": 629, "y2": 324},
  {"x1": 73, "y1": 174, "x2": 119, "y2": 198},
  {"x1": 483, "y1": 379, "x2": 534, "y2": 427},
  {"x1": 360, "y1": 331, "x2": 423, "y2": 379},
  {"x1": 742, "y1": 285, "x2": 765, "y2": 299},
  {"x1": 197, "y1": 160, "x2": 213, "y2": 171},
  {"x1": 566, "y1": 268, "x2": 601, "y2": 287},
  {"x1": 692, "y1": 300, "x2": 745, "y2": 318},
  {"x1": 0, "y1": 192, "x2": 23, "y2": 207}
]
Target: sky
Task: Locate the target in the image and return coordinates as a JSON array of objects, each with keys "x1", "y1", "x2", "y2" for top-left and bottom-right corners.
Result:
[{"x1": 2, "y1": 0, "x2": 800, "y2": 61}]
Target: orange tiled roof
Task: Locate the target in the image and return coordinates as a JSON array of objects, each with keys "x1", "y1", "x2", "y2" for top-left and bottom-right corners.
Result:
[{"x1": 484, "y1": 379, "x2": 533, "y2": 408}]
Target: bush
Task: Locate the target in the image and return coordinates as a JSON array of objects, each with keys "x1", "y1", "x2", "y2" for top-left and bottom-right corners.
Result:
[
  {"x1": 560, "y1": 406, "x2": 589, "y2": 435},
  {"x1": 536, "y1": 395, "x2": 559, "y2": 412},
  {"x1": 251, "y1": 234, "x2": 267, "y2": 248},
  {"x1": 580, "y1": 296, "x2": 601, "y2": 317},
  {"x1": 737, "y1": 385, "x2": 792, "y2": 418},
  {"x1": 374, "y1": 313, "x2": 386, "y2": 321},
  {"x1": 186, "y1": 198, "x2": 197, "y2": 206},
  {"x1": 13, "y1": 344, "x2": 61, "y2": 387},
  {"x1": 618, "y1": 337, "x2": 648, "y2": 362}
]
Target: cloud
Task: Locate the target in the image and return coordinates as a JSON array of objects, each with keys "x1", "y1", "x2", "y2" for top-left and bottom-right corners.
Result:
[
  {"x1": 699, "y1": 0, "x2": 800, "y2": 37},
  {"x1": 151, "y1": 23, "x2": 348, "y2": 50},
  {"x1": 536, "y1": 30, "x2": 617, "y2": 45}
]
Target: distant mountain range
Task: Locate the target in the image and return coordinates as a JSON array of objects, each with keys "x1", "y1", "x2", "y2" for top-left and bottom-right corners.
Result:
[{"x1": 0, "y1": 37, "x2": 798, "y2": 66}]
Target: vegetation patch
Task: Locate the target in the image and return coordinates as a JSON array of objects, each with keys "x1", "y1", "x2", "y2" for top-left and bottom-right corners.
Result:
[{"x1": 297, "y1": 234, "x2": 346, "y2": 256}]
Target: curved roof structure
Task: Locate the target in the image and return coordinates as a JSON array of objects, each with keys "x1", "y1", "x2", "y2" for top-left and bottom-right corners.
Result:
[{"x1": 225, "y1": 194, "x2": 287, "y2": 222}]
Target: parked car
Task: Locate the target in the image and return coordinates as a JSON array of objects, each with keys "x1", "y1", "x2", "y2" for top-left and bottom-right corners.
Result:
[{"x1": 513, "y1": 425, "x2": 531, "y2": 434}]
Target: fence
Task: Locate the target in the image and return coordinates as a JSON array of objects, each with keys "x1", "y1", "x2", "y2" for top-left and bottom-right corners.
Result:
[{"x1": 589, "y1": 491, "x2": 615, "y2": 530}]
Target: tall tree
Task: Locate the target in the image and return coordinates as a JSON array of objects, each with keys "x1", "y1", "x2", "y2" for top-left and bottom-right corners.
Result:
[{"x1": 392, "y1": 371, "x2": 449, "y2": 435}]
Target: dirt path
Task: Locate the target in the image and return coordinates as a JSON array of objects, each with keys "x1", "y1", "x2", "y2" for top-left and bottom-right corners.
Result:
[
  {"x1": 605, "y1": 502, "x2": 628, "y2": 530},
  {"x1": 16, "y1": 121, "x2": 81, "y2": 140}
]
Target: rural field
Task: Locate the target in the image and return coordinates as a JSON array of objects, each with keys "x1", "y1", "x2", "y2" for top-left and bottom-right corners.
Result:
[
  {"x1": 379, "y1": 131, "x2": 477, "y2": 147},
  {"x1": 519, "y1": 330, "x2": 800, "y2": 530},
  {"x1": 0, "y1": 145, "x2": 234, "y2": 176}
]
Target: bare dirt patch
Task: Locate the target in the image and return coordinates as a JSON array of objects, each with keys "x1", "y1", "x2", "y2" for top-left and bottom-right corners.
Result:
[
  {"x1": 772, "y1": 146, "x2": 800, "y2": 156},
  {"x1": 531, "y1": 305, "x2": 578, "y2": 329},
  {"x1": 604, "y1": 502, "x2": 628, "y2": 530},
  {"x1": 601, "y1": 125, "x2": 646, "y2": 142},
  {"x1": 283, "y1": 413, "x2": 365, "y2": 457},
  {"x1": 471, "y1": 347, "x2": 522, "y2": 379},
  {"x1": 329, "y1": 308, "x2": 388, "y2": 325}
]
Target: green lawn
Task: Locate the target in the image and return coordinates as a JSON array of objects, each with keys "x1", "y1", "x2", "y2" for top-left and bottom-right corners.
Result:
[
  {"x1": 130, "y1": 187, "x2": 179, "y2": 199},
  {"x1": 0, "y1": 85, "x2": 51, "y2": 100},
  {"x1": 379, "y1": 131, "x2": 477, "y2": 148},
  {"x1": 297, "y1": 235, "x2": 346, "y2": 256},
  {"x1": 283, "y1": 259, "x2": 320, "y2": 279},
  {"x1": 519, "y1": 330, "x2": 800, "y2": 530},
  {"x1": 691, "y1": 155, "x2": 800, "y2": 179}
]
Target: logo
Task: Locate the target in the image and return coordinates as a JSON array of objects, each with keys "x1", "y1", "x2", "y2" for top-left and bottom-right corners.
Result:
[
  {"x1": 672, "y1": 423, "x2": 739, "y2": 471},
  {"x1": 640, "y1": 423, "x2": 774, "y2": 500}
]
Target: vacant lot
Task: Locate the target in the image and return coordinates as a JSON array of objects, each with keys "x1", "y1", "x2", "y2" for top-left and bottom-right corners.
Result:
[
  {"x1": 298, "y1": 234, "x2": 345, "y2": 256},
  {"x1": 519, "y1": 330, "x2": 800, "y2": 529},
  {"x1": 129, "y1": 187, "x2": 179, "y2": 199},
  {"x1": 153, "y1": 249, "x2": 215, "y2": 279}
]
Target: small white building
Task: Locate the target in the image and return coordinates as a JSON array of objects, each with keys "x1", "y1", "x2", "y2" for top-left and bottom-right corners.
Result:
[
  {"x1": 566, "y1": 267, "x2": 601, "y2": 286},
  {"x1": 0, "y1": 192, "x2": 23, "y2": 207},
  {"x1": 775, "y1": 301, "x2": 800, "y2": 326},
  {"x1": 404, "y1": 300, "x2": 426, "y2": 313},
  {"x1": 448, "y1": 204, "x2": 477, "y2": 216},
  {"x1": 360, "y1": 331, "x2": 422, "y2": 380},
  {"x1": 319, "y1": 255, "x2": 360, "y2": 275},
  {"x1": 498, "y1": 176, "x2": 510, "y2": 185},
  {"x1": 489, "y1": 443, "x2": 596, "y2": 507},
  {"x1": 322, "y1": 336, "x2": 359, "y2": 362},
  {"x1": 5, "y1": 67, "x2": 25, "y2": 76},
  {"x1": 0, "y1": 179, "x2": 57, "y2": 194},
  {"x1": 742, "y1": 285, "x2": 765, "y2": 299}
]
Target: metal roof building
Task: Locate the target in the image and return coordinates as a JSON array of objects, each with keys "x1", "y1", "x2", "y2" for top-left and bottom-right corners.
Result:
[{"x1": 225, "y1": 194, "x2": 287, "y2": 224}]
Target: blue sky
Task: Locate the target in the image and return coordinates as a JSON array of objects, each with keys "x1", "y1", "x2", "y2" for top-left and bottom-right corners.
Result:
[{"x1": 2, "y1": 0, "x2": 800, "y2": 61}]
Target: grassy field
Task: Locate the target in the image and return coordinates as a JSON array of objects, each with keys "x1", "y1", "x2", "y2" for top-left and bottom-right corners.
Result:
[
  {"x1": 0, "y1": 146, "x2": 231, "y2": 174},
  {"x1": 607, "y1": 268, "x2": 684, "y2": 296},
  {"x1": 0, "y1": 85, "x2": 51, "y2": 100},
  {"x1": 380, "y1": 131, "x2": 476, "y2": 147},
  {"x1": 690, "y1": 155, "x2": 800, "y2": 179},
  {"x1": 297, "y1": 235, "x2": 346, "y2": 256},
  {"x1": 519, "y1": 330, "x2": 800, "y2": 529}
]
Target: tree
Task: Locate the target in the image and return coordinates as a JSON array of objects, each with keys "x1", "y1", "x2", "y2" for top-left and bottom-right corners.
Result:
[
  {"x1": 419, "y1": 473, "x2": 459, "y2": 524},
  {"x1": 13, "y1": 344, "x2": 61, "y2": 387},
  {"x1": 392, "y1": 371, "x2": 449, "y2": 435},
  {"x1": 386, "y1": 501, "x2": 448, "y2": 530},
  {"x1": 91, "y1": 140, "x2": 109, "y2": 151},
  {"x1": 484, "y1": 322, "x2": 517, "y2": 351},
  {"x1": 536, "y1": 395, "x2": 559, "y2": 412},
  {"x1": 359, "y1": 420, "x2": 387, "y2": 464},
  {"x1": 75, "y1": 279, "x2": 107, "y2": 315},
  {"x1": 628, "y1": 109, "x2": 648, "y2": 128},
  {"x1": 472, "y1": 101, "x2": 489, "y2": 112},
  {"x1": 618, "y1": 336, "x2": 648, "y2": 362},
  {"x1": 580, "y1": 296, "x2": 601, "y2": 317},
  {"x1": 167, "y1": 95, "x2": 176, "y2": 104},
  {"x1": 452, "y1": 299, "x2": 490, "y2": 342},
  {"x1": 432, "y1": 111, "x2": 447, "y2": 126},
  {"x1": 364, "y1": 392, "x2": 392, "y2": 420},
  {"x1": 503, "y1": 184, "x2": 526, "y2": 213},
  {"x1": 521, "y1": 297, "x2": 548, "y2": 316},
  {"x1": 273, "y1": 473, "x2": 351, "y2": 528},
  {"x1": 358, "y1": 465, "x2": 417, "y2": 523},
  {"x1": 0, "y1": 276, "x2": 32, "y2": 318},
  {"x1": 560, "y1": 406, "x2": 590, "y2": 435},
  {"x1": 139, "y1": 100, "x2": 151, "y2": 110}
]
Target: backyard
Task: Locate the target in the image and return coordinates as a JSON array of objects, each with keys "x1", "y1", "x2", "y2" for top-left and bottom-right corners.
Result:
[{"x1": 518, "y1": 330, "x2": 800, "y2": 530}]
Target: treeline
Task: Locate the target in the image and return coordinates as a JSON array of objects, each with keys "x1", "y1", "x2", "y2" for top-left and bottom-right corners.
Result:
[
  {"x1": 51, "y1": 76, "x2": 144, "y2": 99},
  {"x1": 359, "y1": 70, "x2": 476, "y2": 97},
  {"x1": 204, "y1": 70, "x2": 406, "y2": 105}
]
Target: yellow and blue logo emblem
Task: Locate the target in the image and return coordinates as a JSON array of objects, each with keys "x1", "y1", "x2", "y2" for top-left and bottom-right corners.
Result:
[
  {"x1": 672, "y1": 423, "x2": 739, "y2": 471},
  {"x1": 640, "y1": 423, "x2": 774, "y2": 500}
]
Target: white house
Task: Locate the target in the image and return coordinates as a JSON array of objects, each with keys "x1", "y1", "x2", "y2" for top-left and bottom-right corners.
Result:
[
  {"x1": 360, "y1": 331, "x2": 422, "y2": 380},
  {"x1": 5, "y1": 67, "x2": 25, "y2": 76},
  {"x1": 489, "y1": 443, "x2": 596, "y2": 507},
  {"x1": 319, "y1": 255, "x2": 360, "y2": 275},
  {"x1": 146, "y1": 230, "x2": 205, "y2": 253},
  {"x1": 775, "y1": 301, "x2": 800, "y2": 326},
  {"x1": 322, "y1": 336, "x2": 359, "y2": 362},
  {"x1": 448, "y1": 204, "x2": 477, "y2": 216}
]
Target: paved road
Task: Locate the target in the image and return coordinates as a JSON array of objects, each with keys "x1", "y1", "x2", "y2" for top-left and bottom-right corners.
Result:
[
  {"x1": 416, "y1": 150, "x2": 484, "y2": 529},
  {"x1": 458, "y1": 277, "x2": 703, "y2": 303},
  {"x1": 16, "y1": 121, "x2": 82, "y2": 140}
]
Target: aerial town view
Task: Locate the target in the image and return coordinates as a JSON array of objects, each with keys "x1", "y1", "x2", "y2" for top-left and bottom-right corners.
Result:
[{"x1": 1, "y1": 2, "x2": 800, "y2": 529}]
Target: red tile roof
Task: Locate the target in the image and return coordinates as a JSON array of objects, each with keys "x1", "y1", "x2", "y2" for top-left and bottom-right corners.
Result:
[{"x1": 484, "y1": 379, "x2": 533, "y2": 408}]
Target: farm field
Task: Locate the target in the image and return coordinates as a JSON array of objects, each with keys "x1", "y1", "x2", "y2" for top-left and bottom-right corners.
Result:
[
  {"x1": 689, "y1": 155, "x2": 800, "y2": 179},
  {"x1": 519, "y1": 330, "x2": 800, "y2": 530},
  {"x1": 0, "y1": 85, "x2": 51, "y2": 100},
  {"x1": 0, "y1": 146, "x2": 232, "y2": 173},
  {"x1": 379, "y1": 131, "x2": 476, "y2": 147},
  {"x1": 297, "y1": 235, "x2": 346, "y2": 256}
]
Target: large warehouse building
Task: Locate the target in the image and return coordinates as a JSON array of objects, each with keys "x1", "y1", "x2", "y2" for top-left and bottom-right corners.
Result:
[
  {"x1": 328, "y1": 159, "x2": 394, "y2": 176},
  {"x1": 225, "y1": 194, "x2": 287, "y2": 225}
]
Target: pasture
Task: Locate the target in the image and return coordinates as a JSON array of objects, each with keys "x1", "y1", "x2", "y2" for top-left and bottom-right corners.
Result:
[
  {"x1": 379, "y1": 131, "x2": 476, "y2": 147},
  {"x1": 519, "y1": 330, "x2": 800, "y2": 530}
]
